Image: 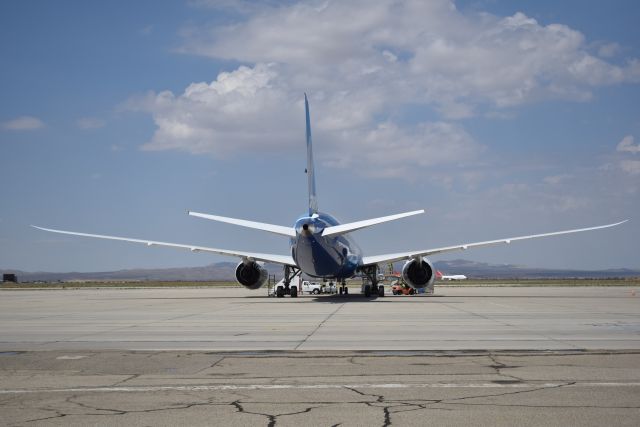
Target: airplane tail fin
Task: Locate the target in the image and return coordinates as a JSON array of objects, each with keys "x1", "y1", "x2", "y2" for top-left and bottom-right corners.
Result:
[
  {"x1": 305, "y1": 94, "x2": 318, "y2": 215},
  {"x1": 436, "y1": 271, "x2": 443, "y2": 279}
]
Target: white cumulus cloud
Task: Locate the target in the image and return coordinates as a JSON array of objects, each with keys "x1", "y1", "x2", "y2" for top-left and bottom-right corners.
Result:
[
  {"x1": 2, "y1": 116, "x2": 44, "y2": 131},
  {"x1": 130, "y1": 0, "x2": 640, "y2": 179},
  {"x1": 597, "y1": 42, "x2": 621, "y2": 58},
  {"x1": 130, "y1": 64, "x2": 300, "y2": 156},
  {"x1": 181, "y1": 0, "x2": 640, "y2": 113},
  {"x1": 130, "y1": 63, "x2": 481, "y2": 177},
  {"x1": 617, "y1": 135, "x2": 640, "y2": 154}
]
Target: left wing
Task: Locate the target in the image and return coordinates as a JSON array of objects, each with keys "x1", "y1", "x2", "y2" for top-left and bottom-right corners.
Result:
[
  {"x1": 361, "y1": 220, "x2": 627, "y2": 266},
  {"x1": 32, "y1": 226, "x2": 296, "y2": 266},
  {"x1": 188, "y1": 211, "x2": 295, "y2": 237}
]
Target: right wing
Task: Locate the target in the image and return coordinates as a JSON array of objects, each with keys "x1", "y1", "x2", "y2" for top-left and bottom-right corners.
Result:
[
  {"x1": 362, "y1": 220, "x2": 628, "y2": 266},
  {"x1": 188, "y1": 211, "x2": 295, "y2": 237},
  {"x1": 322, "y1": 210, "x2": 425, "y2": 237},
  {"x1": 32, "y1": 226, "x2": 296, "y2": 266}
]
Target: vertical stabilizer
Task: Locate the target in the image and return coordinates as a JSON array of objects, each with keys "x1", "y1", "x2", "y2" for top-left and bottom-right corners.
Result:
[{"x1": 305, "y1": 94, "x2": 318, "y2": 215}]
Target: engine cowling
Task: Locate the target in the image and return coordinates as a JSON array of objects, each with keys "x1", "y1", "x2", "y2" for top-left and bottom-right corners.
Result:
[
  {"x1": 401, "y1": 258, "x2": 435, "y2": 289},
  {"x1": 235, "y1": 261, "x2": 268, "y2": 290}
]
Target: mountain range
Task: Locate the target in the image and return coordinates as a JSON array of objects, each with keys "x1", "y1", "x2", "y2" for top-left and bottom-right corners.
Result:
[{"x1": 2, "y1": 259, "x2": 639, "y2": 282}]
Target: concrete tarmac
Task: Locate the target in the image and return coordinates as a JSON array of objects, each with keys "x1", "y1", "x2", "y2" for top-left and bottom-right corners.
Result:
[
  {"x1": 0, "y1": 286, "x2": 638, "y2": 351},
  {"x1": 1, "y1": 286, "x2": 639, "y2": 426}
]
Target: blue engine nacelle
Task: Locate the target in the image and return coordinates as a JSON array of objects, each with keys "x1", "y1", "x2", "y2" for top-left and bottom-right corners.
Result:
[
  {"x1": 235, "y1": 261, "x2": 268, "y2": 290},
  {"x1": 402, "y1": 258, "x2": 435, "y2": 289}
]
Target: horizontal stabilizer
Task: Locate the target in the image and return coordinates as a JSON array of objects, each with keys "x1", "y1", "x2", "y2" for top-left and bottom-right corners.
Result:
[
  {"x1": 32, "y1": 225, "x2": 296, "y2": 266},
  {"x1": 188, "y1": 211, "x2": 296, "y2": 237},
  {"x1": 362, "y1": 220, "x2": 628, "y2": 266},
  {"x1": 322, "y1": 210, "x2": 425, "y2": 237}
]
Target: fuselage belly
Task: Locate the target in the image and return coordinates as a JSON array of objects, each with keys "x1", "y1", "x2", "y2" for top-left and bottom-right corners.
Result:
[{"x1": 291, "y1": 212, "x2": 362, "y2": 279}]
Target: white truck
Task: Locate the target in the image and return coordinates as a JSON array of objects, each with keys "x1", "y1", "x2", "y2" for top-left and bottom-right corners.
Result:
[
  {"x1": 301, "y1": 281, "x2": 337, "y2": 294},
  {"x1": 269, "y1": 277, "x2": 337, "y2": 296}
]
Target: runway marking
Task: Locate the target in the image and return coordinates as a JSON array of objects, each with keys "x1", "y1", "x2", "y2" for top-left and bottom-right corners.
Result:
[{"x1": 1, "y1": 382, "x2": 639, "y2": 394}]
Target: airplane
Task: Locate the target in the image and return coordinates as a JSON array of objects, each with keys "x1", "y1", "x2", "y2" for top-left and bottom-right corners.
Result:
[
  {"x1": 436, "y1": 271, "x2": 467, "y2": 281},
  {"x1": 34, "y1": 94, "x2": 627, "y2": 298}
]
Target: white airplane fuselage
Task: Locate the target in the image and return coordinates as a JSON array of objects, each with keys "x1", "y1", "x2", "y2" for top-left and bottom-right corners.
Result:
[{"x1": 441, "y1": 275, "x2": 467, "y2": 280}]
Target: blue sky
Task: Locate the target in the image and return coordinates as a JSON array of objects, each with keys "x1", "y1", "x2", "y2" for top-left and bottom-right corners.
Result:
[{"x1": 1, "y1": 0, "x2": 638, "y2": 272}]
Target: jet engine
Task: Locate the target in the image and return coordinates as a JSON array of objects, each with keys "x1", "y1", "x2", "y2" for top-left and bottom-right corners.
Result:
[
  {"x1": 235, "y1": 261, "x2": 268, "y2": 290},
  {"x1": 401, "y1": 258, "x2": 435, "y2": 289}
]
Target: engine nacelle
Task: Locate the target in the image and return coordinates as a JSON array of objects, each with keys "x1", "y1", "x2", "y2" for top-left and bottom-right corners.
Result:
[
  {"x1": 401, "y1": 258, "x2": 435, "y2": 289},
  {"x1": 235, "y1": 261, "x2": 268, "y2": 290}
]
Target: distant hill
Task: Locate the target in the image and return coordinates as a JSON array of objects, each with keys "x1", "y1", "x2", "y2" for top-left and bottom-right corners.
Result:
[
  {"x1": 0, "y1": 262, "x2": 281, "y2": 282},
  {"x1": 2, "y1": 259, "x2": 639, "y2": 282},
  {"x1": 431, "y1": 259, "x2": 640, "y2": 279}
]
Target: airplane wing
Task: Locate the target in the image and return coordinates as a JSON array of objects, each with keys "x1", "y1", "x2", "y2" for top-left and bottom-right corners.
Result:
[
  {"x1": 322, "y1": 210, "x2": 425, "y2": 237},
  {"x1": 32, "y1": 226, "x2": 296, "y2": 266},
  {"x1": 188, "y1": 211, "x2": 296, "y2": 237},
  {"x1": 361, "y1": 220, "x2": 627, "y2": 266}
]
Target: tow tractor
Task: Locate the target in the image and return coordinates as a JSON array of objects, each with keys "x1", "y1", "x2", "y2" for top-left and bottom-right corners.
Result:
[{"x1": 391, "y1": 281, "x2": 416, "y2": 295}]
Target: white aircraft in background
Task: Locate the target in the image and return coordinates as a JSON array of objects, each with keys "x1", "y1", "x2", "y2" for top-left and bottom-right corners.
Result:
[
  {"x1": 436, "y1": 271, "x2": 467, "y2": 281},
  {"x1": 34, "y1": 95, "x2": 627, "y2": 298}
]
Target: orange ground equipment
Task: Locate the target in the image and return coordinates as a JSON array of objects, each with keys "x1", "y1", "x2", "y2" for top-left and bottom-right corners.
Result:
[{"x1": 391, "y1": 282, "x2": 416, "y2": 295}]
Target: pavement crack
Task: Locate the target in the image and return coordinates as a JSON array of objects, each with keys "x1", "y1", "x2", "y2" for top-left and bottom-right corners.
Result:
[
  {"x1": 232, "y1": 400, "x2": 276, "y2": 427},
  {"x1": 194, "y1": 356, "x2": 226, "y2": 374},
  {"x1": 22, "y1": 411, "x2": 67, "y2": 424},
  {"x1": 444, "y1": 381, "x2": 577, "y2": 406},
  {"x1": 294, "y1": 303, "x2": 345, "y2": 350},
  {"x1": 438, "y1": 302, "x2": 581, "y2": 350},
  {"x1": 487, "y1": 353, "x2": 524, "y2": 382},
  {"x1": 382, "y1": 405, "x2": 391, "y2": 427},
  {"x1": 231, "y1": 400, "x2": 319, "y2": 427},
  {"x1": 345, "y1": 386, "x2": 398, "y2": 427},
  {"x1": 66, "y1": 395, "x2": 126, "y2": 415},
  {"x1": 345, "y1": 386, "x2": 380, "y2": 401},
  {"x1": 64, "y1": 393, "x2": 231, "y2": 417},
  {"x1": 110, "y1": 374, "x2": 140, "y2": 386}
]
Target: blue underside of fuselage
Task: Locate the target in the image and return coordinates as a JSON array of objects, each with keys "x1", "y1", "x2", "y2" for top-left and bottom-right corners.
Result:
[{"x1": 291, "y1": 212, "x2": 362, "y2": 279}]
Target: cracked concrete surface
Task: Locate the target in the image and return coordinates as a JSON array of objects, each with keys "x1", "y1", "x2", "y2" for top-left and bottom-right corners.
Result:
[
  {"x1": 1, "y1": 350, "x2": 639, "y2": 426},
  {"x1": 0, "y1": 286, "x2": 639, "y2": 425}
]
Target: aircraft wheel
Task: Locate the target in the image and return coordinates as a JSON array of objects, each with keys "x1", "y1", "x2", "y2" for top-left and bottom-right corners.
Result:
[
  {"x1": 344, "y1": 286, "x2": 348, "y2": 295},
  {"x1": 364, "y1": 284, "x2": 371, "y2": 297},
  {"x1": 339, "y1": 287, "x2": 343, "y2": 295},
  {"x1": 276, "y1": 286, "x2": 285, "y2": 298},
  {"x1": 290, "y1": 286, "x2": 298, "y2": 298},
  {"x1": 378, "y1": 285, "x2": 385, "y2": 297}
]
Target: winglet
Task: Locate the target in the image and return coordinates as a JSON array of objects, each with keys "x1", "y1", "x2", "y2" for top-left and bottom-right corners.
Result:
[{"x1": 305, "y1": 93, "x2": 318, "y2": 215}]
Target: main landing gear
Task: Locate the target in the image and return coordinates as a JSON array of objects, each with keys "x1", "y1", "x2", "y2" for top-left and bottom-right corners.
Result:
[
  {"x1": 338, "y1": 280, "x2": 349, "y2": 296},
  {"x1": 277, "y1": 265, "x2": 301, "y2": 298},
  {"x1": 360, "y1": 265, "x2": 385, "y2": 298},
  {"x1": 275, "y1": 265, "x2": 385, "y2": 300}
]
